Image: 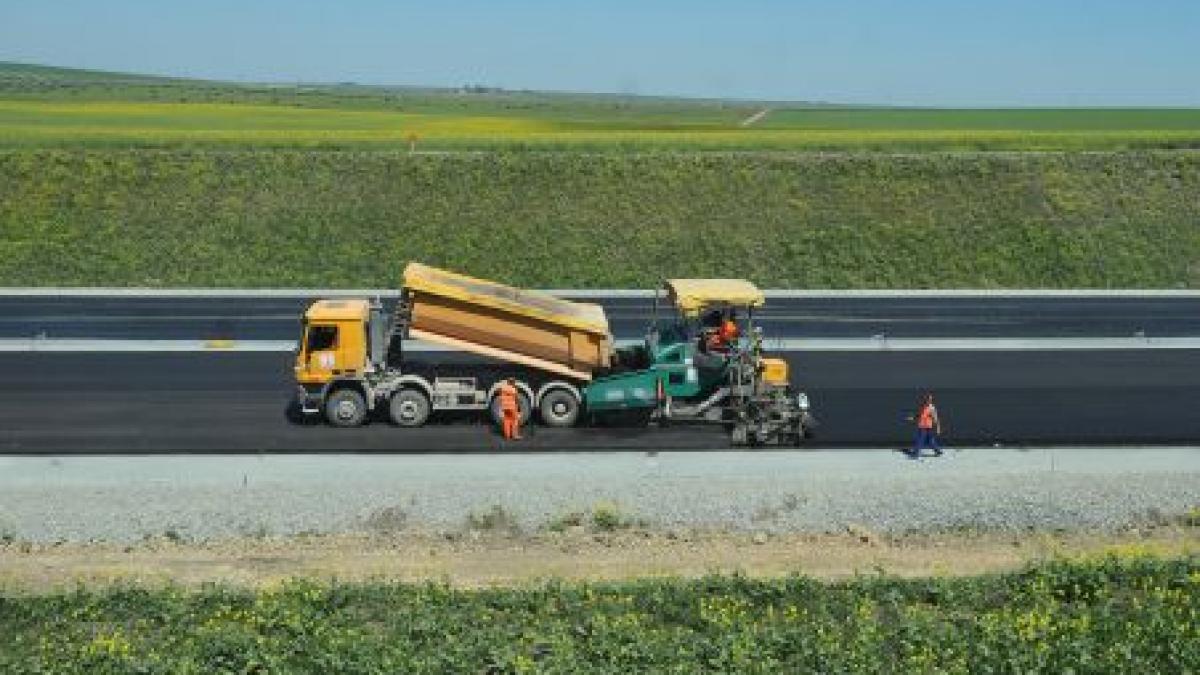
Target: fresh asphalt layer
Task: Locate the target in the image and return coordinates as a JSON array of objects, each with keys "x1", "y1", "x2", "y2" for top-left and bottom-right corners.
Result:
[
  {"x1": 5, "y1": 293, "x2": 1200, "y2": 341},
  {"x1": 4, "y1": 290, "x2": 1199, "y2": 453},
  {"x1": 4, "y1": 349, "x2": 1200, "y2": 453}
]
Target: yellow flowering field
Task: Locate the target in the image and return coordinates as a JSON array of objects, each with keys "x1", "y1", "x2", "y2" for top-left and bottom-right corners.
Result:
[{"x1": 3, "y1": 100, "x2": 1200, "y2": 150}]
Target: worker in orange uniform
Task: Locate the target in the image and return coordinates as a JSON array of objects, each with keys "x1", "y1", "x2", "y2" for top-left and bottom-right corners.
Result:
[
  {"x1": 706, "y1": 311, "x2": 741, "y2": 352},
  {"x1": 498, "y1": 378, "x2": 522, "y2": 440},
  {"x1": 719, "y1": 312, "x2": 740, "y2": 346},
  {"x1": 907, "y1": 392, "x2": 943, "y2": 459}
]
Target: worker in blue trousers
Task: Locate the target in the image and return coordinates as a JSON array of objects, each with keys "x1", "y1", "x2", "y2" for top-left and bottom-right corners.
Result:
[{"x1": 907, "y1": 392, "x2": 943, "y2": 458}]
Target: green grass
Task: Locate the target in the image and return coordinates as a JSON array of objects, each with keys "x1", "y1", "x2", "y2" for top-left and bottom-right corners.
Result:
[
  {"x1": 4, "y1": 63, "x2": 1198, "y2": 290},
  {"x1": 4, "y1": 62, "x2": 1200, "y2": 151},
  {"x1": 1, "y1": 555, "x2": 1196, "y2": 672},
  {"x1": 2, "y1": 149, "x2": 1198, "y2": 288}
]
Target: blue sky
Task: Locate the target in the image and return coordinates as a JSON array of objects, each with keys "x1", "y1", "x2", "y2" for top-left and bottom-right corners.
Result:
[{"x1": 2, "y1": 0, "x2": 1198, "y2": 106}]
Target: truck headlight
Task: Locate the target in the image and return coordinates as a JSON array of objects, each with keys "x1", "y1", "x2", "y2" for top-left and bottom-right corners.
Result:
[{"x1": 796, "y1": 393, "x2": 810, "y2": 411}]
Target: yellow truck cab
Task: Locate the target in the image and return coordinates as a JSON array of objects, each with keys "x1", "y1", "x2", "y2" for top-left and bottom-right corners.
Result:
[{"x1": 294, "y1": 299, "x2": 376, "y2": 426}]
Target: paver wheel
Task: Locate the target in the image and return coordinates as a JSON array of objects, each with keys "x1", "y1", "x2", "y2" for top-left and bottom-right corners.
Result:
[
  {"x1": 539, "y1": 389, "x2": 580, "y2": 427},
  {"x1": 389, "y1": 389, "x2": 431, "y2": 428},
  {"x1": 325, "y1": 389, "x2": 367, "y2": 428}
]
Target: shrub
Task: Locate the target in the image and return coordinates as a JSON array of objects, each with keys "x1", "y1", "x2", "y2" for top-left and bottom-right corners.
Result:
[
  {"x1": 465, "y1": 505, "x2": 520, "y2": 533},
  {"x1": 0, "y1": 556, "x2": 1196, "y2": 672}
]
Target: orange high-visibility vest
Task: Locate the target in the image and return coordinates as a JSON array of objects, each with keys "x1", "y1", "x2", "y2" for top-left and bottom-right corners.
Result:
[
  {"x1": 917, "y1": 403, "x2": 936, "y2": 429},
  {"x1": 720, "y1": 319, "x2": 739, "y2": 342},
  {"x1": 499, "y1": 383, "x2": 518, "y2": 413}
]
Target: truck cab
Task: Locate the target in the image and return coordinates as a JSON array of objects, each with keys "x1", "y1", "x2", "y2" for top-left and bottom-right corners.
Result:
[{"x1": 294, "y1": 299, "x2": 373, "y2": 425}]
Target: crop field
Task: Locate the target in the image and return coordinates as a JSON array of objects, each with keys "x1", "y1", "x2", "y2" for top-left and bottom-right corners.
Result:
[
  {"x1": 1, "y1": 555, "x2": 1196, "y2": 672},
  {"x1": 2, "y1": 149, "x2": 1198, "y2": 288},
  {"x1": 4, "y1": 63, "x2": 1200, "y2": 151}
]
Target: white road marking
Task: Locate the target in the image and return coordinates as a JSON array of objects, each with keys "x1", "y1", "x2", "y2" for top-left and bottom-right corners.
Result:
[
  {"x1": 4, "y1": 337, "x2": 1200, "y2": 353},
  {"x1": 3, "y1": 288, "x2": 1200, "y2": 299},
  {"x1": 0, "y1": 339, "x2": 296, "y2": 352}
]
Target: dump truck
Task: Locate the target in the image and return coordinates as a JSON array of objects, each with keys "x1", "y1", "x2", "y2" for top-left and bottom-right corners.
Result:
[{"x1": 292, "y1": 263, "x2": 814, "y2": 445}]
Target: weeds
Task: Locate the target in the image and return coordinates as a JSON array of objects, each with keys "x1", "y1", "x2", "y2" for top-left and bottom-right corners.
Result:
[
  {"x1": 0, "y1": 555, "x2": 1195, "y2": 672},
  {"x1": 546, "y1": 511, "x2": 586, "y2": 533},
  {"x1": 547, "y1": 503, "x2": 644, "y2": 532},
  {"x1": 1177, "y1": 506, "x2": 1200, "y2": 528},
  {"x1": 465, "y1": 505, "x2": 520, "y2": 534},
  {"x1": 362, "y1": 506, "x2": 408, "y2": 534},
  {"x1": 590, "y1": 503, "x2": 636, "y2": 531}
]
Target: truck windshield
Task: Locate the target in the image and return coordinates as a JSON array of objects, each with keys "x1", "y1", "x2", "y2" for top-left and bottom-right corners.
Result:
[{"x1": 306, "y1": 325, "x2": 337, "y2": 352}]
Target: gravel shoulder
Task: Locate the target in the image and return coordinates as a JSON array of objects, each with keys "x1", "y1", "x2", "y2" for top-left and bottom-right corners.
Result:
[
  {"x1": 1, "y1": 448, "x2": 1197, "y2": 544},
  {"x1": 1, "y1": 447, "x2": 1197, "y2": 589}
]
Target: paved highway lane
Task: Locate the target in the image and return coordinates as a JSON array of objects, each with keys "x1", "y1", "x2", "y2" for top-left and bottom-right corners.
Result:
[
  {"x1": 4, "y1": 350, "x2": 1199, "y2": 452},
  {"x1": 4, "y1": 293, "x2": 1200, "y2": 341}
]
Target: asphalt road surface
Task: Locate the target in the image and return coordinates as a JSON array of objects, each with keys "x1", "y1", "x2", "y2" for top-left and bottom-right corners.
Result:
[
  {"x1": 4, "y1": 293, "x2": 1200, "y2": 341},
  {"x1": 4, "y1": 349, "x2": 1199, "y2": 452}
]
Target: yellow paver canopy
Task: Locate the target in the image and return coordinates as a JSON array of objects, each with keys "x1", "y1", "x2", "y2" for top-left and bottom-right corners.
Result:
[
  {"x1": 403, "y1": 263, "x2": 609, "y2": 336},
  {"x1": 666, "y1": 279, "x2": 766, "y2": 316}
]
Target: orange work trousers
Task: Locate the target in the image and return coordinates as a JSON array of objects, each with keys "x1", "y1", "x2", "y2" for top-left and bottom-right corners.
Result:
[{"x1": 501, "y1": 408, "x2": 520, "y2": 440}]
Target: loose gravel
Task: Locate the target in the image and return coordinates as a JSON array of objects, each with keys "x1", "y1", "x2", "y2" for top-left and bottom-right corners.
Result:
[{"x1": 0, "y1": 448, "x2": 1197, "y2": 543}]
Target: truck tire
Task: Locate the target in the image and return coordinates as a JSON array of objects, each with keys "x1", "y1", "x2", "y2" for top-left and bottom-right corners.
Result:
[
  {"x1": 730, "y1": 424, "x2": 749, "y2": 446},
  {"x1": 490, "y1": 391, "x2": 531, "y2": 427},
  {"x1": 389, "y1": 389, "x2": 431, "y2": 427},
  {"x1": 539, "y1": 389, "x2": 580, "y2": 427},
  {"x1": 325, "y1": 389, "x2": 367, "y2": 428}
]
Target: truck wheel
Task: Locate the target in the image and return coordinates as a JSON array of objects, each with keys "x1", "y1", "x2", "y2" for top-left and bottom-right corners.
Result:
[
  {"x1": 539, "y1": 389, "x2": 580, "y2": 427},
  {"x1": 389, "y1": 389, "x2": 431, "y2": 427},
  {"x1": 325, "y1": 389, "x2": 367, "y2": 428},
  {"x1": 490, "y1": 392, "x2": 531, "y2": 427},
  {"x1": 730, "y1": 424, "x2": 749, "y2": 446},
  {"x1": 285, "y1": 399, "x2": 307, "y2": 425}
]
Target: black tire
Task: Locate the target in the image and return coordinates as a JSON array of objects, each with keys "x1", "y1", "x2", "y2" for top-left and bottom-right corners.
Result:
[
  {"x1": 730, "y1": 424, "x2": 749, "y2": 446},
  {"x1": 389, "y1": 388, "x2": 431, "y2": 427},
  {"x1": 539, "y1": 389, "x2": 580, "y2": 428},
  {"x1": 325, "y1": 388, "x2": 367, "y2": 428},
  {"x1": 490, "y1": 391, "x2": 531, "y2": 427},
  {"x1": 285, "y1": 399, "x2": 307, "y2": 425}
]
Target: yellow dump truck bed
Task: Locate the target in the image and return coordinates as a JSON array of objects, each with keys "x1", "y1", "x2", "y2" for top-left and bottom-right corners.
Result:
[{"x1": 403, "y1": 263, "x2": 613, "y2": 381}]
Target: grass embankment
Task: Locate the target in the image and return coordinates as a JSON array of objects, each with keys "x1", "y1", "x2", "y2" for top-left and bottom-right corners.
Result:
[
  {"x1": 2, "y1": 150, "x2": 1198, "y2": 288},
  {"x1": 1, "y1": 555, "x2": 1196, "y2": 672}
]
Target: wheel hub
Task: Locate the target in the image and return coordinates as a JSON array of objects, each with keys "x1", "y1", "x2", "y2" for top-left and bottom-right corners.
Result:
[
  {"x1": 335, "y1": 400, "x2": 357, "y2": 420},
  {"x1": 397, "y1": 401, "x2": 417, "y2": 420}
]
